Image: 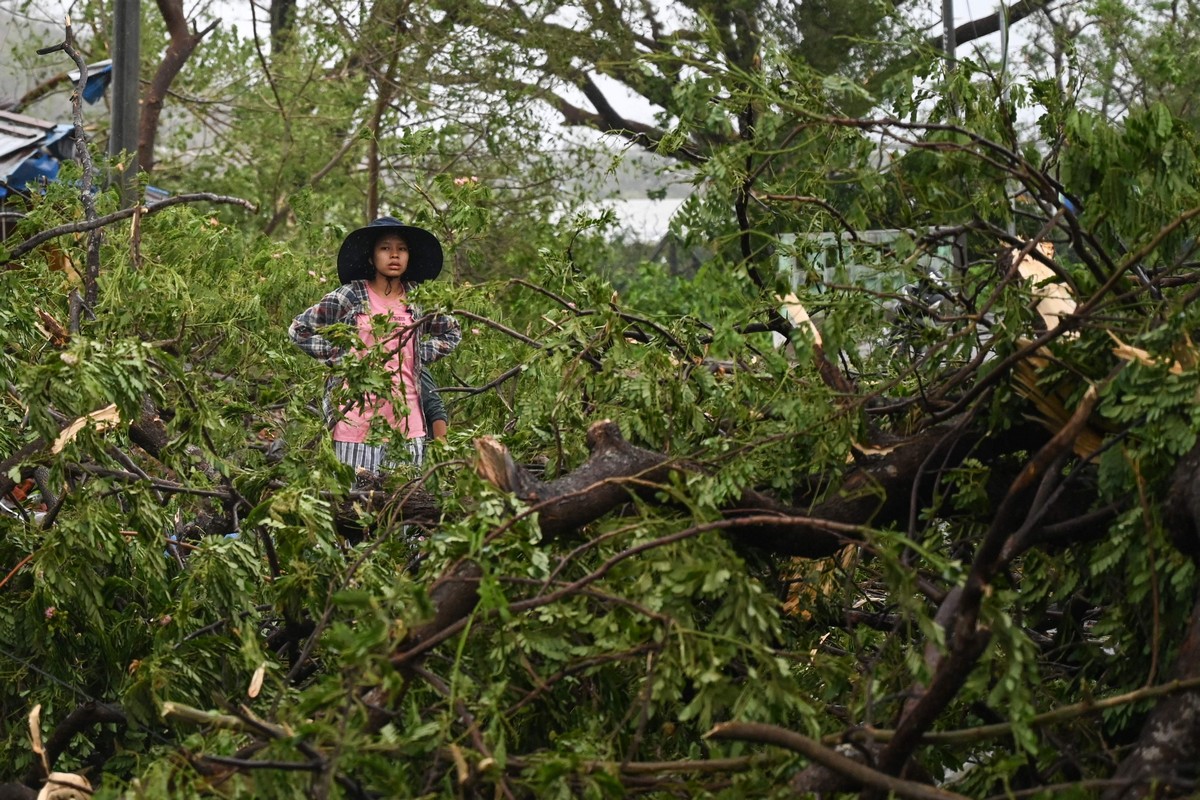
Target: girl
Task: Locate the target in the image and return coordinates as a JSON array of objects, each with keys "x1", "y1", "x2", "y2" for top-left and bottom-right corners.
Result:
[{"x1": 289, "y1": 216, "x2": 461, "y2": 475}]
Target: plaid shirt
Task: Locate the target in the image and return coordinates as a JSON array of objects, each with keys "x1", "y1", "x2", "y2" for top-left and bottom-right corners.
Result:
[
  {"x1": 289, "y1": 280, "x2": 460, "y2": 366},
  {"x1": 289, "y1": 280, "x2": 460, "y2": 426}
]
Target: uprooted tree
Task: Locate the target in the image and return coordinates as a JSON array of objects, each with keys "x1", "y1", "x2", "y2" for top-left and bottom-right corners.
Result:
[{"x1": 7, "y1": 7, "x2": 1200, "y2": 800}]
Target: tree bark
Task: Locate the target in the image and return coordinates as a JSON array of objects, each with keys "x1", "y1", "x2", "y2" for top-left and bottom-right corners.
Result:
[
  {"x1": 141, "y1": 0, "x2": 218, "y2": 174},
  {"x1": 22, "y1": 702, "x2": 125, "y2": 786},
  {"x1": 270, "y1": 0, "x2": 297, "y2": 52},
  {"x1": 472, "y1": 418, "x2": 913, "y2": 555}
]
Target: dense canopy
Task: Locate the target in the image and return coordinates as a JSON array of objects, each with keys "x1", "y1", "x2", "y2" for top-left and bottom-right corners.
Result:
[{"x1": 3, "y1": 0, "x2": 1200, "y2": 798}]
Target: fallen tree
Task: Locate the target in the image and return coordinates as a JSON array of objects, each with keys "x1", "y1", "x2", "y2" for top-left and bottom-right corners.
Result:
[{"x1": 9, "y1": 15, "x2": 1200, "y2": 799}]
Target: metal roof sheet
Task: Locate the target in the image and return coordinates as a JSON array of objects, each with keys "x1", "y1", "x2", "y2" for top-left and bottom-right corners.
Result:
[
  {"x1": 0, "y1": 109, "x2": 58, "y2": 161},
  {"x1": 0, "y1": 144, "x2": 40, "y2": 182}
]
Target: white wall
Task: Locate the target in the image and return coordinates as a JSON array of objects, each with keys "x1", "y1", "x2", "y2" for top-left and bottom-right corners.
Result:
[{"x1": 0, "y1": 6, "x2": 69, "y2": 113}]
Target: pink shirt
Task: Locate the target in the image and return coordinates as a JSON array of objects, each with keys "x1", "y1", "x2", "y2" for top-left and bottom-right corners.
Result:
[{"x1": 331, "y1": 284, "x2": 426, "y2": 443}]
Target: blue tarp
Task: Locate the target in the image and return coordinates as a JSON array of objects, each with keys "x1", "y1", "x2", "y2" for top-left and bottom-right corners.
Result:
[
  {"x1": 1, "y1": 62, "x2": 169, "y2": 202},
  {"x1": 4, "y1": 151, "x2": 61, "y2": 194},
  {"x1": 82, "y1": 62, "x2": 113, "y2": 104},
  {"x1": 67, "y1": 59, "x2": 114, "y2": 105},
  {"x1": 0, "y1": 118, "x2": 73, "y2": 199},
  {"x1": 1, "y1": 60, "x2": 112, "y2": 198}
]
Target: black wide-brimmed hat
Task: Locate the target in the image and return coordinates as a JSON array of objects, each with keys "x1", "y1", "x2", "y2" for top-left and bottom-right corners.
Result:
[{"x1": 336, "y1": 216, "x2": 444, "y2": 284}]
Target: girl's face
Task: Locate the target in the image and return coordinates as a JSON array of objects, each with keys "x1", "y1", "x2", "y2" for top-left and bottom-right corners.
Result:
[{"x1": 371, "y1": 233, "x2": 409, "y2": 281}]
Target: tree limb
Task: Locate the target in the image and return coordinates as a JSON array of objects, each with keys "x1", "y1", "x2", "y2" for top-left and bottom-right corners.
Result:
[
  {"x1": 706, "y1": 721, "x2": 970, "y2": 800},
  {"x1": 2, "y1": 193, "x2": 257, "y2": 267},
  {"x1": 142, "y1": 0, "x2": 219, "y2": 174}
]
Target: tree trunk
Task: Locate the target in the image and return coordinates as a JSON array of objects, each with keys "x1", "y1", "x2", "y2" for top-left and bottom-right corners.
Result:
[
  {"x1": 140, "y1": 0, "x2": 217, "y2": 174},
  {"x1": 269, "y1": 0, "x2": 297, "y2": 52}
]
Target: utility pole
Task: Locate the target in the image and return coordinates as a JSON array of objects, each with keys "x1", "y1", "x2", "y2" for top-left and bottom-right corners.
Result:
[
  {"x1": 942, "y1": 0, "x2": 958, "y2": 119},
  {"x1": 942, "y1": 0, "x2": 956, "y2": 63},
  {"x1": 109, "y1": 0, "x2": 139, "y2": 201}
]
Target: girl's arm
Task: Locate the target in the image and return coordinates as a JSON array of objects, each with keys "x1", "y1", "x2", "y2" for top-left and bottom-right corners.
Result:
[
  {"x1": 418, "y1": 312, "x2": 462, "y2": 365},
  {"x1": 420, "y1": 367, "x2": 449, "y2": 438},
  {"x1": 288, "y1": 286, "x2": 357, "y2": 366}
]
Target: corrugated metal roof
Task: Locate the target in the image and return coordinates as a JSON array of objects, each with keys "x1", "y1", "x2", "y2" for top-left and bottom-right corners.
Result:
[
  {"x1": 0, "y1": 110, "x2": 72, "y2": 189},
  {"x1": 0, "y1": 144, "x2": 41, "y2": 184},
  {"x1": 0, "y1": 109, "x2": 59, "y2": 161}
]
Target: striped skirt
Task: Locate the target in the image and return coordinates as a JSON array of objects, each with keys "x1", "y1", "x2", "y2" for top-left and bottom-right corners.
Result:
[{"x1": 333, "y1": 437, "x2": 426, "y2": 474}]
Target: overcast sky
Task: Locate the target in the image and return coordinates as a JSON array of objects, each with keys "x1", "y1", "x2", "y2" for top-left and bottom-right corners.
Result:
[{"x1": 3, "y1": 0, "x2": 1032, "y2": 118}]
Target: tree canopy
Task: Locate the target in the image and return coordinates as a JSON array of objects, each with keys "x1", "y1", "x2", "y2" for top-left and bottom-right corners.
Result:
[{"x1": 4, "y1": 1, "x2": 1200, "y2": 798}]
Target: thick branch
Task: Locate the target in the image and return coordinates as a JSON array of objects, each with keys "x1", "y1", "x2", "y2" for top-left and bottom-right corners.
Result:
[
  {"x1": 874, "y1": 385, "x2": 1101, "y2": 780},
  {"x1": 2, "y1": 193, "x2": 257, "y2": 267},
  {"x1": 362, "y1": 561, "x2": 484, "y2": 731},
  {"x1": 706, "y1": 721, "x2": 969, "y2": 800},
  {"x1": 1103, "y1": 591, "x2": 1200, "y2": 799},
  {"x1": 1165, "y1": 439, "x2": 1200, "y2": 561},
  {"x1": 473, "y1": 417, "x2": 1037, "y2": 558},
  {"x1": 952, "y1": 0, "x2": 1057, "y2": 47},
  {"x1": 549, "y1": 90, "x2": 703, "y2": 165},
  {"x1": 22, "y1": 702, "x2": 124, "y2": 786},
  {"x1": 141, "y1": 0, "x2": 218, "y2": 174}
]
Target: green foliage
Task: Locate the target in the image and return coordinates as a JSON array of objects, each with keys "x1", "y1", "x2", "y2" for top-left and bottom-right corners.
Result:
[{"x1": 8, "y1": 0, "x2": 1200, "y2": 796}]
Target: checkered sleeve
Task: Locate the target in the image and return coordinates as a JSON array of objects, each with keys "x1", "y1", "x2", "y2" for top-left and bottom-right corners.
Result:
[
  {"x1": 288, "y1": 286, "x2": 359, "y2": 366},
  {"x1": 418, "y1": 312, "x2": 462, "y2": 365}
]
